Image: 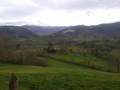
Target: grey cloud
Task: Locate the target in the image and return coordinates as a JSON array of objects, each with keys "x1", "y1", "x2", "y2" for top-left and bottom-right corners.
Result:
[
  {"x1": 0, "y1": 0, "x2": 39, "y2": 19},
  {"x1": 34, "y1": 0, "x2": 120, "y2": 10},
  {"x1": 0, "y1": 0, "x2": 12, "y2": 7},
  {"x1": 0, "y1": 6, "x2": 38, "y2": 19},
  {"x1": 0, "y1": 0, "x2": 120, "y2": 20},
  {"x1": 0, "y1": 0, "x2": 120, "y2": 26}
]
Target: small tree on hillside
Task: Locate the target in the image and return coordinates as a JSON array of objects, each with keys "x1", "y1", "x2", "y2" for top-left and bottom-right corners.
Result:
[{"x1": 47, "y1": 42, "x2": 56, "y2": 53}]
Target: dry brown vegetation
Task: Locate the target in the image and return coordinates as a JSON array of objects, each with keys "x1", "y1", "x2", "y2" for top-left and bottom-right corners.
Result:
[{"x1": 0, "y1": 38, "x2": 48, "y2": 66}]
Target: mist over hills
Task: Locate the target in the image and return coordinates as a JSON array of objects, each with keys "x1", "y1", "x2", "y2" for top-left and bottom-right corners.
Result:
[{"x1": 23, "y1": 25, "x2": 66, "y2": 36}]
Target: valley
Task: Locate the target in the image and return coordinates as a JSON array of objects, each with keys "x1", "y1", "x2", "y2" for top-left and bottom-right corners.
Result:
[{"x1": 0, "y1": 22, "x2": 120, "y2": 90}]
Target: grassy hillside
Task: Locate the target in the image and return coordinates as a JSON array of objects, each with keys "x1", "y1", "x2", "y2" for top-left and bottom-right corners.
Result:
[
  {"x1": 0, "y1": 54, "x2": 120, "y2": 90},
  {"x1": 47, "y1": 53, "x2": 110, "y2": 71},
  {"x1": 0, "y1": 34, "x2": 120, "y2": 90}
]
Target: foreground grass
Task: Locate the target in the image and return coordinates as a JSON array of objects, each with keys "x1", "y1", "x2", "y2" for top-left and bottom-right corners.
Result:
[{"x1": 0, "y1": 61, "x2": 120, "y2": 90}]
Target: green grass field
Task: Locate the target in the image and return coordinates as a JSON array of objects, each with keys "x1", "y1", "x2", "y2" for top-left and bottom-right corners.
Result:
[
  {"x1": 47, "y1": 53, "x2": 111, "y2": 71},
  {"x1": 0, "y1": 54, "x2": 120, "y2": 90}
]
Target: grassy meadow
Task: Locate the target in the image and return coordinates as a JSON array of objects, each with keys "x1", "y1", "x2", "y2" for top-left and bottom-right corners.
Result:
[
  {"x1": 0, "y1": 38, "x2": 120, "y2": 90},
  {"x1": 0, "y1": 53, "x2": 120, "y2": 90}
]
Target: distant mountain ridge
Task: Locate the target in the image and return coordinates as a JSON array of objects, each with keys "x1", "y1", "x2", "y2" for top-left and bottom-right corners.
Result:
[
  {"x1": 51, "y1": 22, "x2": 120, "y2": 41},
  {"x1": 0, "y1": 26, "x2": 37, "y2": 39},
  {"x1": 23, "y1": 25, "x2": 66, "y2": 36},
  {"x1": 0, "y1": 22, "x2": 120, "y2": 41}
]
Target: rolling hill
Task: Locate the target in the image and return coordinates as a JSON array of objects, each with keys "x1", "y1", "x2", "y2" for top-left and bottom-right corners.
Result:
[
  {"x1": 0, "y1": 26, "x2": 37, "y2": 39},
  {"x1": 1, "y1": 22, "x2": 120, "y2": 41},
  {"x1": 51, "y1": 22, "x2": 120, "y2": 41}
]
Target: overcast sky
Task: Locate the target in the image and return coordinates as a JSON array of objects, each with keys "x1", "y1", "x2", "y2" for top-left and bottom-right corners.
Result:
[{"x1": 0, "y1": 0, "x2": 120, "y2": 26}]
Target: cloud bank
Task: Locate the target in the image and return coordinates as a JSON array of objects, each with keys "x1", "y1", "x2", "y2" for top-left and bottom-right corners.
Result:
[{"x1": 0, "y1": 0, "x2": 120, "y2": 26}]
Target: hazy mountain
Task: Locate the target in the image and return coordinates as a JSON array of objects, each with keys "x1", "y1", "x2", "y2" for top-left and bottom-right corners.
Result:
[
  {"x1": 0, "y1": 26, "x2": 37, "y2": 39},
  {"x1": 23, "y1": 25, "x2": 66, "y2": 36},
  {"x1": 0, "y1": 22, "x2": 120, "y2": 41},
  {"x1": 51, "y1": 22, "x2": 120, "y2": 41}
]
